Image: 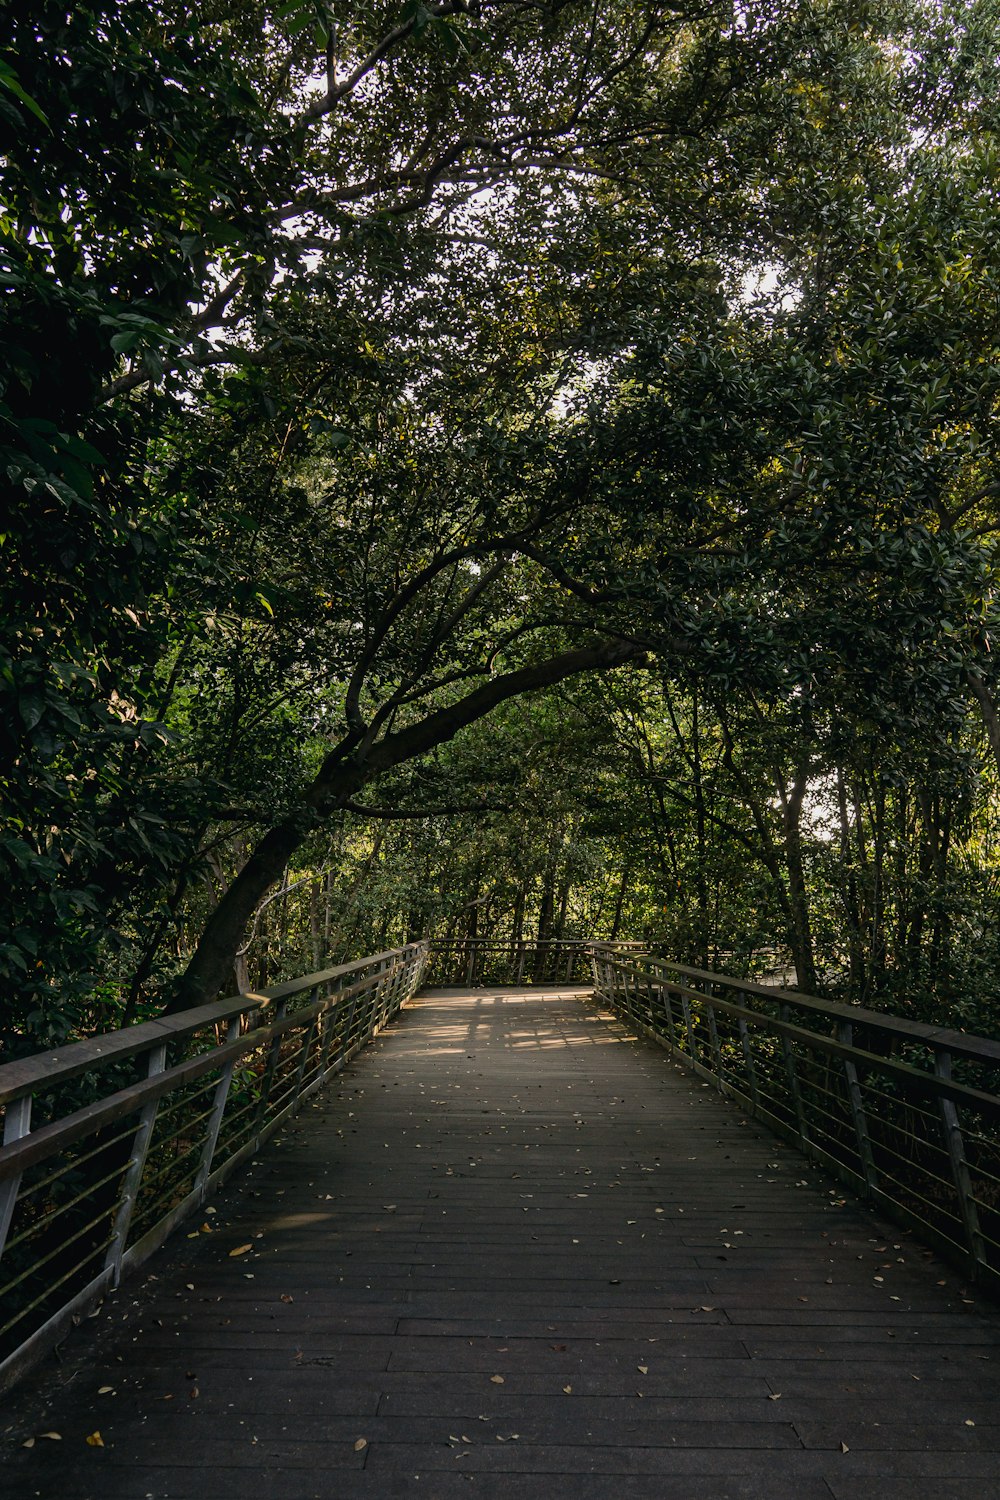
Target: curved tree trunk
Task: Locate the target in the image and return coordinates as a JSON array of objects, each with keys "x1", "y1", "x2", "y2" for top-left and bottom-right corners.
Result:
[{"x1": 165, "y1": 639, "x2": 646, "y2": 1013}]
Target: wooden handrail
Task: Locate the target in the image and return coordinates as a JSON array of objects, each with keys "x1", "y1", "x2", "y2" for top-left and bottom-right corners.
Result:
[
  {"x1": 0, "y1": 941, "x2": 429, "y2": 1395},
  {"x1": 0, "y1": 948, "x2": 413, "y2": 1105}
]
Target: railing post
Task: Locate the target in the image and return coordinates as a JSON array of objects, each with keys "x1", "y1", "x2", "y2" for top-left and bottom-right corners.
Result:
[
  {"x1": 318, "y1": 981, "x2": 345, "y2": 1074},
  {"x1": 193, "y1": 1020, "x2": 241, "y2": 1199},
  {"x1": 253, "y1": 999, "x2": 288, "y2": 1145},
  {"x1": 837, "y1": 1021, "x2": 877, "y2": 1196},
  {"x1": 337, "y1": 986, "x2": 361, "y2": 1064},
  {"x1": 680, "y1": 992, "x2": 697, "y2": 1061},
  {"x1": 643, "y1": 974, "x2": 657, "y2": 1030},
  {"x1": 0, "y1": 1095, "x2": 32, "y2": 1268},
  {"x1": 105, "y1": 1043, "x2": 167, "y2": 1284},
  {"x1": 737, "y1": 1010, "x2": 761, "y2": 1111},
  {"x1": 935, "y1": 1050, "x2": 987, "y2": 1274},
  {"x1": 292, "y1": 1007, "x2": 320, "y2": 1100},
  {"x1": 779, "y1": 1002, "x2": 810, "y2": 1146},
  {"x1": 660, "y1": 979, "x2": 679, "y2": 1050},
  {"x1": 706, "y1": 990, "x2": 723, "y2": 1080}
]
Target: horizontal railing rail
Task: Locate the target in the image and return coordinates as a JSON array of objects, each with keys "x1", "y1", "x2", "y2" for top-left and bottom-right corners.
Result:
[
  {"x1": 427, "y1": 937, "x2": 644, "y2": 987},
  {"x1": 589, "y1": 945, "x2": 1000, "y2": 1289},
  {"x1": 0, "y1": 941, "x2": 429, "y2": 1393}
]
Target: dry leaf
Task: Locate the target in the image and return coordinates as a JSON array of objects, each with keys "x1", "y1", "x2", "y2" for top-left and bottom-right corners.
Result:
[
  {"x1": 97, "y1": 1386, "x2": 114, "y2": 1395},
  {"x1": 965, "y1": 1420, "x2": 976, "y2": 1428},
  {"x1": 563, "y1": 1385, "x2": 573, "y2": 1394},
  {"x1": 40, "y1": 1432, "x2": 62, "y2": 1441},
  {"x1": 637, "y1": 1365, "x2": 648, "y2": 1375},
  {"x1": 85, "y1": 1432, "x2": 104, "y2": 1448},
  {"x1": 490, "y1": 1375, "x2": 504, "y2": 1384},
  {"x1": 21, "y1": 1438, "x2": 34, "y2": 1449},
  {"x1": 280, "y1": 1294, "x2": 293, "y2": 1303},
  {"x1": 354, "y1": 1437, "x2": 368, "y2": 1451},
  {"x1": 769, "y1": 1393, "x2": 782, "y2": 1401},
  {"x1": 229, "y1": 1243, "x2": 253, "y2": 1258},
  {"x1": 840, "y1": 1441, "x2": 850, "y2": 1453}
]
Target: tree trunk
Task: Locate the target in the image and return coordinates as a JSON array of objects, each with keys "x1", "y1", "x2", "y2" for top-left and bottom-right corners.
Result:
[
  {"x1": 779, "y1": 761, "x2": 818, "y2": 993},
  {"x1": 166, "y1": 639, "x2": 645, "y2": 1012}
]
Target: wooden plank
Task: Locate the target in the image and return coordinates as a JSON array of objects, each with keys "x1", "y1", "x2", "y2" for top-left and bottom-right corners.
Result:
[{"x1": 1, "y1": 985, "x2": 999, "y2": 1499}]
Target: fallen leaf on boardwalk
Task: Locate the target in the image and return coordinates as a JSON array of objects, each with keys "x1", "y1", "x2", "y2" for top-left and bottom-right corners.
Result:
[
  {"x1": 965, "y1": 1420, "x2": 976, "y2": 1427},
  {"x1": 85, "y1": 1432, "x2": 104, "y2": 1447},
  {"x1": 229, "y1": 1244, "x2": 253, "y2": 1258},
  {"x1": 461, "y1": 1435, "x2": 473, "y2": 1444},
  {"x1": 563, "y1": 1386, "x2": 573, "y2": 1394},
  {"x1": 97, "y1": 1386, "x2": 114, "y2": 1395},
  {"x1": 21, "y1": 1439, "x2": 34, "y2": 1449},
  {"x1": 383, "y1": 1205, "x2": 397, "y2": 1212},
  {"x1": 280, "y1": 1294, "x2": 293, "y2": 1303},
  {"x1": 637, "y1": 1366, "x2": 648, "y2": 1375},
  {"x1": 769, "y1": 1394, "x2": 782, "y2": 1401},
  {"x1": 840, "y1": 1442, "x2": 849, "y2": 1453},
  {"x1": 354, "y1": 1438, "x2": 368, "y2": 1450},
  {"x1": 40, "y1": 1432, "x2": 62, "y2": 1440},
  {"x1": 490, "y1": 1375, "x2": 504, "y2": 1384}
]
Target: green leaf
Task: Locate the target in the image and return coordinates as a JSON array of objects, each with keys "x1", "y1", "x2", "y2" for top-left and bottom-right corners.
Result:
[{"x1": 0, "y1": 60, "x2": 49, "y2": 127}]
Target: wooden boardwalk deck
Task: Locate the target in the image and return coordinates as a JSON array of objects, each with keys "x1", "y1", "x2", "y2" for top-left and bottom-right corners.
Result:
[{"x1": 3, "y1": 985, "x2": 1000, "y2": 1500}]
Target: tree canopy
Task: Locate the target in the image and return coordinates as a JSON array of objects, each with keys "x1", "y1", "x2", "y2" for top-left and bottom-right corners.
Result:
[{"x1": 4, "y1": 0, "x2": 1000, "y2": 1052}]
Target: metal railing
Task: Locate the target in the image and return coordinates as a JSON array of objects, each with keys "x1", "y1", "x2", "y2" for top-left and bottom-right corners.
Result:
[
  {"x1": 0, "y1": 941, "x2": 428, "y2": 1393},
  {"x1": 590, "y1": 945, "x2": 1000, "y2": 1288},
  {"x1": 426, "y1": 937, "x2": 643, "y2": 988}
]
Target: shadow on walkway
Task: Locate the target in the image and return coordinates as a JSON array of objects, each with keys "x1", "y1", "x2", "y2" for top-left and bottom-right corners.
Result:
[{"x1": 2, "y1": 986, "x2": 999, "y2": 1499}]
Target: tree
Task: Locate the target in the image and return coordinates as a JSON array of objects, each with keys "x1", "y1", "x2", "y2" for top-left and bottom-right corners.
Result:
[{"x1": 5, "y1": 0, "x2": 1000, "y2": 1040}]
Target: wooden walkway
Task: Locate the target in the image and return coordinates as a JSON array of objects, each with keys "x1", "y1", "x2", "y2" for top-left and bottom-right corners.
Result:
[{"x1": 3, "y1": 986, "x2": 1000, "y2": 1499}]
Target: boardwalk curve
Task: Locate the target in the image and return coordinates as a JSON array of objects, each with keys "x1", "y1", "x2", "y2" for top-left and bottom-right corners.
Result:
[{"x1": 3, "y1": 985, "x2": 1000, "y2": 1499}]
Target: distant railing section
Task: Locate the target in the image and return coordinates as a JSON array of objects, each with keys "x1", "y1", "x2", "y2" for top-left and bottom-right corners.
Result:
[
  {"x1": 426, "y1": 937, "x2": 643, "y2": 987},
  {"x1": 590, "y1": 946, "x2": 1000, "y2": 1288},
  {"x1": 0, "y1": 941, "x2": 429, "y2": 1393}
]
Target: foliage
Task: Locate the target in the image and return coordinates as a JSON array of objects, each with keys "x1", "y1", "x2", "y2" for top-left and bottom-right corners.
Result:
[{"x1": 4, "y1": 0, "x2": 1000, "y2": 1049}]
